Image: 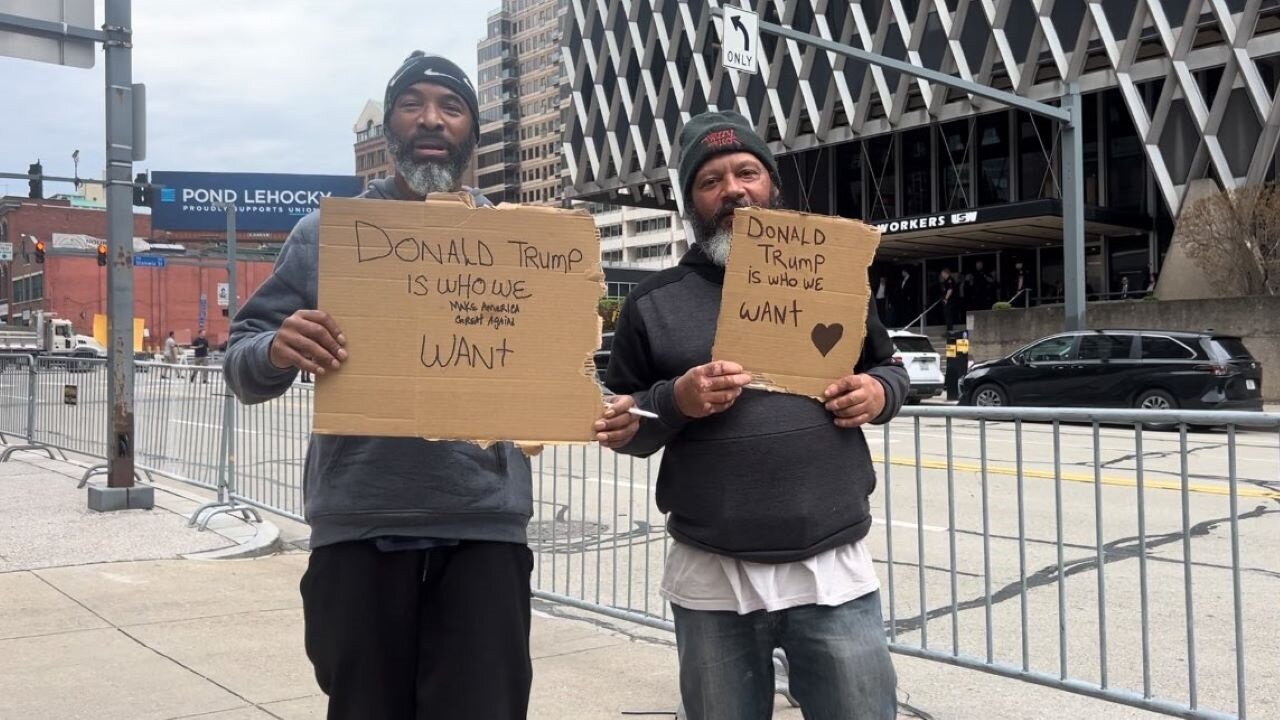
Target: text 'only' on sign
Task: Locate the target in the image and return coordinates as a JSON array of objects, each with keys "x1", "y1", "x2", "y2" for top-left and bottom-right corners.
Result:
[{"x1": 721, "y1": 6, "x2": 759, "y2": 75}]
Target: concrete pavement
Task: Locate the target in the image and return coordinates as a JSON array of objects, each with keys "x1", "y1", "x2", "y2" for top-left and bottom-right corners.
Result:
[{"x1": 0, "y1": 455, "x2": 1190, "y2": 719}]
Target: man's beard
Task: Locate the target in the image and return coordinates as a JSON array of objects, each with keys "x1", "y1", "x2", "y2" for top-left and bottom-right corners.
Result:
[
  {"x1": 386, "y1": 129, "x2": 475, "y2": 196},
  {"x1": 686, "y1": 189, "x2": 783, "y2": 267}
]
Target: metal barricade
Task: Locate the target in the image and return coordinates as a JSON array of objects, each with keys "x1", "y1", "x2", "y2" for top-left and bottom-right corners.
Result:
[
  {"x1": 0, "y1": 354, "x2": 35, "y2": 446},
  {"x1": 521, "y1": 406, "x2": 1278, "y2": 720},
  {"x1": 873, "y1": 406, "x2": 1278, "y2": 720},
  {"x1": 226, "y1": 381, "x2": 312, "y2": 523},
  {"x1": 131, "y1": 360, "x2": 226, "y2": 491},
  {"x1": 4, "y1": 359, "x2": 1274, "y2": 719},
  {"x1": 28, "y1": 355, "x2": 109, "y2": 459}
]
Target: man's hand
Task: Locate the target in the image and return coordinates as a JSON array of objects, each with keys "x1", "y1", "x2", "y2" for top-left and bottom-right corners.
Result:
[
  {"x1": 823, "y1": 374, "x2": 886, "y2": 428},
  {"x1": 596, "y1": 395, "x2": 641, "y2": 449},
  {"x1": 269, "y1": 310, "x2": 348, "y2": 375},
  {"x1": 674, "y1": 361, "x2": 754, "y2": 418}
]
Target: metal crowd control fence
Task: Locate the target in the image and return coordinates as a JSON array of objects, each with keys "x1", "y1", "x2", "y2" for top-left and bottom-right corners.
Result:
[
  {"x1": 522, "y1": 406, "x2": 1278, "y2": 720},
  {"x1": 0, "y1": 362, "x2": 1274, "y2": 719}
]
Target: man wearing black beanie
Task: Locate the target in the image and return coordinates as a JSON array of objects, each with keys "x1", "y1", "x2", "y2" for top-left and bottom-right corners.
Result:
[
  {"x1": 382, "y1": 50, "x2": 480, "y2": 198},
  {"x1": 605, "y1": 110, "x2": 905, "y2": 719},
  {"x1": 223, "y1": 51, "x2": 641, "y2": 720}
]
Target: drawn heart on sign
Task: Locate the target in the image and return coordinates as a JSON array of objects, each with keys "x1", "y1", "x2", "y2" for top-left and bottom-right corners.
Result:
[{"x1": 810, "y1": 323, "x2": 844, "y2": 357}]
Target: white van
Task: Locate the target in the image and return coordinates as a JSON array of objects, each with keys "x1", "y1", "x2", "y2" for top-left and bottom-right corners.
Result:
[{"x1": 889, "y1": 330, "x2": 944, "y2": 403}]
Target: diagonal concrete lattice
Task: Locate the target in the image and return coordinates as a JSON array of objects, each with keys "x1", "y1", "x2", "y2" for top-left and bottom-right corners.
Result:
[{"x1": 563, "y1": 0, "x2": 1280, "y2": 216}]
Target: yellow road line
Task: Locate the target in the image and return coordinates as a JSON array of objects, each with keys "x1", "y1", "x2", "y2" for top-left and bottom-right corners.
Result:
[{"x1": 874, "y1": 456, "x2": 1280, "y2": 500}]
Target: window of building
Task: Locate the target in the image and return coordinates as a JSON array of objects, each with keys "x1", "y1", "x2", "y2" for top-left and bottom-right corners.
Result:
[
  {"x1": 834, "y1": 141, "x2": 863, "y2": 220},
  {"x1": 976, "y1": 112, "x2": 1011, "y2": 205},
  {"x1": 1105, "y1": 89, "x2": 1144, "y2": 212},
  {"x1": 901, "y1": 128, "x2": 931, "y2": 216},
  {"x1": 13, "y1": 272, "x2": 43, "y2": 304},
  {"x1": 1084, "y1": 92, "x2": 1101, "y2": 205},
  {"x1": 633, "y1": 216, "x2": 672, "y2": 234},
  {"x1": 1018, "y1": 112, "x2": 1058, "y2": 201},
  {"x1": 605, "y1": 280, "x2": 636, "y2": 296},
  {"x1": 1107, "y1": 234, "x2": 1150, "y2": 298},
  {"x1": 635, "y1": 243, "x2": 672, "y2": 259},
  {"x1": 938, "y1": 119, "x2": 972, "y2": 211},
  {"x1": 864, "y1": 136, "x2": 896, "y2": 222},
  {"x1": 601, "y1": 251, "x2": 624, "y2": 264}
]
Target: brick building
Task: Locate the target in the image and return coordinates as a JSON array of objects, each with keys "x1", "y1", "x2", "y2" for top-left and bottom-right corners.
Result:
[
  {"x1": 0, "y1": 196, "x2": 277, "y2": 350},
  {"x1": 35, "y1": 252, "x2": 275, "y2": 349}
]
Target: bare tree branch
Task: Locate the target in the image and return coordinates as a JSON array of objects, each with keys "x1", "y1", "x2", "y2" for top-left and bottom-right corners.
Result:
[{"x1": 1177, "y1": 185, "x2": 1279, "y2": 296}]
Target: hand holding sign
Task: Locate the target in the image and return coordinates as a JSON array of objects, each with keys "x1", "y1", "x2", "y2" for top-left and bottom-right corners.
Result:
[
  {"x1": 270, "y1": 309, "x2": 348, "y2": 375},
  {"x1": 824, "y1": 374, "x2": 886, "y2": 428},
  {"x1": 675, "y1": 361, "x2": 754, "y2": 418}
]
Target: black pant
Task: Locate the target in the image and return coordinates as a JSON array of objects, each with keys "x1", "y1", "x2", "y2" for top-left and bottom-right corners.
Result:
[
  {"x1": 943, "y1": 300, "x2": 963, "y2": 331},
  {"x1": 301, "y1": 540, "x2": 534, "y2": 720}
]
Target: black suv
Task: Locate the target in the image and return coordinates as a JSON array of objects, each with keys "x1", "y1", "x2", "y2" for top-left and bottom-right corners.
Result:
[{"x1": 959, "y1": 330, "x2": 1263, "y2": 411}]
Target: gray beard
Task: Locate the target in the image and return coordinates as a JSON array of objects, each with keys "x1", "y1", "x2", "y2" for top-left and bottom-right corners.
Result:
[
  {"x1": 701, "y1": 229, "x2": 733, "y2": 267},
  {"x1": 386, "y1": 132, "x2": 471, "y2": 196},
  {"x1": 396, "y1": 158, "x2": 457, "y2": 196}
]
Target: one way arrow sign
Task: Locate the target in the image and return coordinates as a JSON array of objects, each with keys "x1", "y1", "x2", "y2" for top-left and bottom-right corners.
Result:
[{"x1": 721, "y1": 6, "x2": 759, "y2": 75}]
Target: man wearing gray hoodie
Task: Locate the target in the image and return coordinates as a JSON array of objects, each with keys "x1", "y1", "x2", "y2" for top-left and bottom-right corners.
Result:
[{"x1": 224, "y1": 52, "x2": 638, "y2": 720}]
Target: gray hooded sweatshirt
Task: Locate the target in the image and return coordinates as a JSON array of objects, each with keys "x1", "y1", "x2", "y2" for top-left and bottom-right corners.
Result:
[{"x1": 222, "y1": 178, "x2": 533, "y2": 549}]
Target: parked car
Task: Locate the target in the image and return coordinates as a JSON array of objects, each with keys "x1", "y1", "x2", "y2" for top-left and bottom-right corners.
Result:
[
  {"x1": 593, "y1": 332, "x2": 614, "y2": 384},
  {"x1": 958, "y1": 330, "x2": 1263, "y2": 411},
  {"x1": 889, "y1": 330, "x2": 944, "y2": 403}
]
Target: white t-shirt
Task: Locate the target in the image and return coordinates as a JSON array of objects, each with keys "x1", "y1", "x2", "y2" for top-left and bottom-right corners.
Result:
[{"x1": 661, "y1": 540, "x2": 880, "y2": 614}]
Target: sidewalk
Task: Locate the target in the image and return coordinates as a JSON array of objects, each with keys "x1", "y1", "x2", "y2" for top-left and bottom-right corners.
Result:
[{"x1": 0, "y1": 456, "x2": 1162, "y2": 719}]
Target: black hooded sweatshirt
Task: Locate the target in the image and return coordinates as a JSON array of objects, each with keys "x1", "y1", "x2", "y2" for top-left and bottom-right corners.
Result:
[{"x1": 605, "y1": 243, "x2": 909, "y2": 563}]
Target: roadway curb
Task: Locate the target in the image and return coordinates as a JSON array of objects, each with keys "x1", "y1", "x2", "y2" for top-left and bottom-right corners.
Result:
[
  {"x1": 182, "y1": 517, "x2": 282, "y2": 560},
  {"x1": 10, "y1": 454, "x2": 287, "y2": 560}
]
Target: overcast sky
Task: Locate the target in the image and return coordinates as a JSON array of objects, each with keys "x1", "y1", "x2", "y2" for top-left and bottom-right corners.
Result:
[{"x1": 0, "y1": 1, "x2": 494, "y2": 197}]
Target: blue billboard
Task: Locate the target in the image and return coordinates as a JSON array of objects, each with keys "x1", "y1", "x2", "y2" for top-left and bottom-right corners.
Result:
[{"x1": 149, "y1": 171, "x2": 365, "y2": 233}]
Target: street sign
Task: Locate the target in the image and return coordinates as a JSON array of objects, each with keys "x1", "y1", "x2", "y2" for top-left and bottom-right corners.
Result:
[
  {"x1": 721, "y1": 6, "x2": 759, "y2": 75},
  {"x1": 198, "y1": 294, "x2": 207, "y2": 327},
  {"x1": 0, "y1": 0, "x2": 95, "y2": 69},
  {"x1": 216, "y1": 282, "x2": 229, "y2": 307},
  {"x1": 133, "y1": 255, "x2": 166, "y2": 268},
  {"x1": 0, "y1": 242, "x2": 12, "y2": 262}
]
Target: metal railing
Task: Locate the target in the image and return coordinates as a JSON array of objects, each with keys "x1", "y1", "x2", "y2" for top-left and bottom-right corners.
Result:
[
  {"x1": 0, "y1": 353, "x2": 1274, "y2": 719},
  {"x1": 898, "y1": 298, "x2": 941, "y2": 334},
  {"x1": 517, "y1": 407, "x2": 1280, "y2": 720}
]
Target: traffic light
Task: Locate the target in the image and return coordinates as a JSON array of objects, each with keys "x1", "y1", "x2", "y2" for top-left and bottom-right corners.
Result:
[
  {"x1": 28, "y1": 162, "x2": 43, "y2": 200},
  {"x1": 132, "y1": 172, "x2": 153, "y2": 207},
  {"x1": 34, "y1": 240, "x2": 46, "y2": 264},
  {"x1": 96, "y1": 243, "x2": 107, "y2": 267}
]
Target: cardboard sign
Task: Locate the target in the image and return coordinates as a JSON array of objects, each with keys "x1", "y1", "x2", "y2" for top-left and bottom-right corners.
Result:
[
  {"x1": 711, "y1": 207, "x2": 881, "y2": 398},
  {"x1": 314, "y1": 194, "x2": 606, "y2": 444}
]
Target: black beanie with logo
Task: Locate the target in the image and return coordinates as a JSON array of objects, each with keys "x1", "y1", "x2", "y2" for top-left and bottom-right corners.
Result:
[
  {"x1": 384, "y1": 51, "x2": 480, "y2": 140},
  {"x1": 676, "y1": 110, "x2": 780, "y2": 203}
]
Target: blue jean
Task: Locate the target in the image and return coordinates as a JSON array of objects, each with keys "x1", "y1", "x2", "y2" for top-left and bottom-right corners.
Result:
[{"x1": 672, "y1": 591, "x2": 897, "y2": 720}]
